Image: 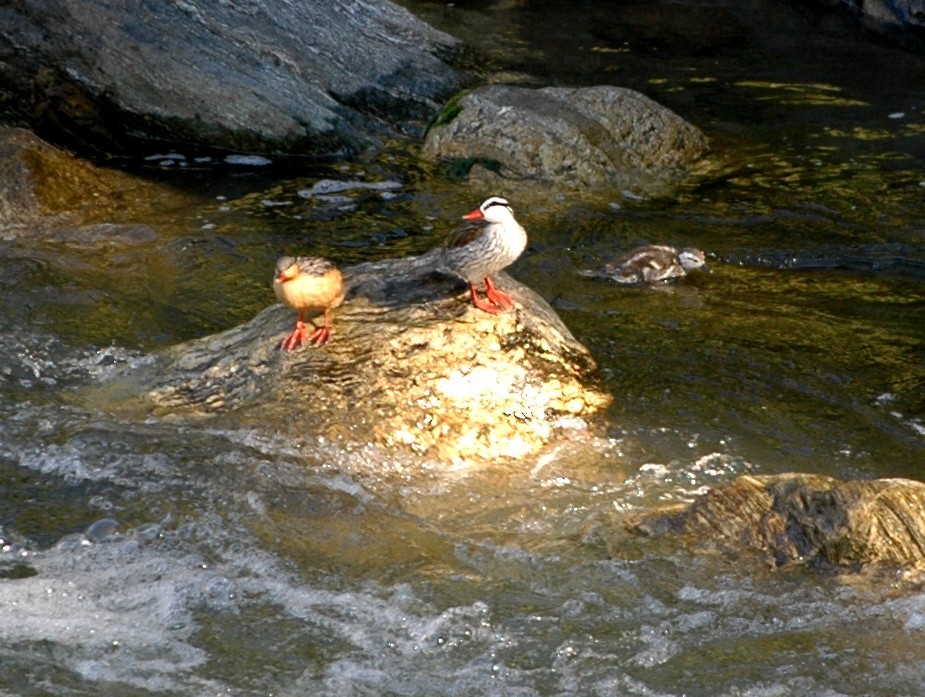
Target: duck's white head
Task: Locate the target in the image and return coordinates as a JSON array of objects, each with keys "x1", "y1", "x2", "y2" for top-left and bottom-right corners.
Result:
[
  {"x1": 678, "y1": 248, "x2": 707, "y2": 271},
  {"x1": 462, "y1": 196, "x2": 515, "y2": 224}
]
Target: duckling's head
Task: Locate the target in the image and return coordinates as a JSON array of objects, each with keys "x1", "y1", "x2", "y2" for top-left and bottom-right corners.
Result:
[{"x1": 678, "y1": 248, "x2": 707, "y2": 271}]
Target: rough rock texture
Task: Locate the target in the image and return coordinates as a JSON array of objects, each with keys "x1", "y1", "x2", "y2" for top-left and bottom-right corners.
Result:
[
  {"x1": 630, "y1": 473, "x2": 925, "y2": 570},
  {"x1": 114, "y1": 252, "x2": 611, "y2": 466},
  {"x1": 0, "y1": 0, "x2": 462, "y2": 157},
  {"x1": 0, "y1": 128, "x2": 59, "y2": 233},
  {"x1": 423, "y1": 84, "x2": 709, "y2": 199}
]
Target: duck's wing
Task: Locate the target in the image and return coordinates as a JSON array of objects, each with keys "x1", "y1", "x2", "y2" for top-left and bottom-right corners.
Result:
[
  {"x1": 295, "y1": 256, "x2": 338, "y2": 277},
  {"x1": 443, "y1": 220, "x2": 488, "y2": 250}
]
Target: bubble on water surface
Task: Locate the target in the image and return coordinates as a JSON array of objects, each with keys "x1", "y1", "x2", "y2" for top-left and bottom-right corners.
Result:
[
  {"x1": 85, "y1": 518, "x2": 119, "y2": 543},
  {"x1": 144, "y1": 152, "x2": 187, "y2": 161}
]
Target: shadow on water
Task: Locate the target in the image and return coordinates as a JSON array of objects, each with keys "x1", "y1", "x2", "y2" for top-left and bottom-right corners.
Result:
[{"x1": 2, "y1": 0, "x2": 925, "y2": 694}]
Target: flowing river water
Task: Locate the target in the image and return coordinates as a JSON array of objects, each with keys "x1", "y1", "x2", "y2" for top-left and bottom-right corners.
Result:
[{"x1": 2, "y1": 1, "x2": 925, "y2": 695}]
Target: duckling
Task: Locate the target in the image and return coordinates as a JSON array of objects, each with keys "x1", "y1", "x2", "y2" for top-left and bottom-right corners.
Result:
[
  {"x1": 581, "y1": 245, "x2": 706, "y2": 284},
  {"x1": 273, "y1": 256, "x2": 345, "y2": 350}
]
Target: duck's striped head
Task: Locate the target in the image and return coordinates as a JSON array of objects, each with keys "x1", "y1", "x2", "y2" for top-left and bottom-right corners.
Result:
[{"x1": 462, "y1": 196, "x2": 514, "y2": 223}]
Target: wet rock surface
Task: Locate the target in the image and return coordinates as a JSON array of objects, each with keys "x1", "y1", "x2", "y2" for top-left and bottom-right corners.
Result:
[
  {"x1": 112, "y1": 252, "x2": 611, "y2": 466},
  {"x1": 1, "y1": 127, "x2": 122, "y2": 232},
  {"x1": 0, "y1": 125, "x2": 180, "y2": 238},
  {"x1": 0, "y1": 0, "x2": 463, "y2": 157},
  {"x1": 629, "y1": 473, "x2": 925, "y2": 571},
  {"x1": 423, "y1": 84, "x2": 710, "y2": 199}
]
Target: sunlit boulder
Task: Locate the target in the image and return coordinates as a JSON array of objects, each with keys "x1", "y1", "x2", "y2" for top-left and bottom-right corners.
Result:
[
  {"x1": 629, "y1": 473, "x2": 925, "y2": 572},
  {"x1": 127, "y1": 252, "x2": 612, "y2": 467},
  {"x1": 423, "y1": 84, "x2": 709, "y2": 200}
]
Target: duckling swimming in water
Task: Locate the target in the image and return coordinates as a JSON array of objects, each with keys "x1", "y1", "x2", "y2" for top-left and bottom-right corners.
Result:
[{"x1": 580, "y1": 245, "x2": 707, "y2": 284}]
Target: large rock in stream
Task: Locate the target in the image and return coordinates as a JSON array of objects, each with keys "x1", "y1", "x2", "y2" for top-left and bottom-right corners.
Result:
[
  {"x1": 423, "y1": 84, "x2": 710, "y2": 200},
  {"x1": 114, "y1": 252, "x2": 611, "y2": 466},
  {"x1": 629, "y1": 473, "x2": 925, "y2": 571},
  {"x1": 0, "y1": 0, "x2": 463, "y2": 157}
]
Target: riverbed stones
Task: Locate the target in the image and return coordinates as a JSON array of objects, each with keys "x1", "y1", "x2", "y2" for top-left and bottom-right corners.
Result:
[
  {"x1": 629, "y1": 473, "x2": 925, "y2": 571},
  {"x1": 0, "y1": 0, "x2": 462, "y2": 157},
  {"x1": 127, "y1": 251, "x2": 611, "y2": 466},
  {"x1": 423, "y1": 84, "x2": 709, "y2": 199}
]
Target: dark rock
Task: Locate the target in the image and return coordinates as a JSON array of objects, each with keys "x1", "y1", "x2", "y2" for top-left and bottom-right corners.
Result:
[
  {"x1": 423, "y1": 84, "x2": 709, "y2": 200},
  {"x1": 629, "y1": 473, "x2": 925, "y2": 571},
  {"x1": 106, "y1": 252, "x2": 611, "y2": 466},
  {"x1": 813, "y1": 0, "x2": 925, "y2": 30},
  {"x1": 0, "y1": 0, "x2": 463, "y2": 157}
]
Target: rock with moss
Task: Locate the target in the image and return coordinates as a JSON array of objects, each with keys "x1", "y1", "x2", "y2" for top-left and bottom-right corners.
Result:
[
  {"x1": 423, "y1": 84, "x2": 709, "y2": 200},
  {"x1": 109, "y1": 251, "x2": 611, "y2": 466},
  {"x1": 629, "y1": 473, "x2": 925, "y2": 571}
]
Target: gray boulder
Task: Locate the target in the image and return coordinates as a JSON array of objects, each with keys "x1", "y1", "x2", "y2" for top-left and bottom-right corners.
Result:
[
  {"x1": 102, "y1": 252, "x2": 612, "y2": 466},
  {"x1": 423, "y1": 84, "x2": 709, "y2": 199},
  {"x1": 0, "y1": 0, "x2": 463, "y2": 157},
  {"x1": 630, "y1": 473, "x2": 925, "y2": 571}
]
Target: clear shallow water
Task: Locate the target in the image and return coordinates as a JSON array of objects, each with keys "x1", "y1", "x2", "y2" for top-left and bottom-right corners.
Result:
[{"x1": 3, "y1": 0, "x2": 925, "y2": 694}]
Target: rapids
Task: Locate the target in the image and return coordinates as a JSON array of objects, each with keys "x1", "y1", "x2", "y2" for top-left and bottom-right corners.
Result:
[{"x1": 2, "y1": 1, "x2": 925, "y2": 694}]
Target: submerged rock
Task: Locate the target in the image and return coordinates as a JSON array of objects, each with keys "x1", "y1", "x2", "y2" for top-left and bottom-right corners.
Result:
[
  {"x1": 0, "y1": 126, "x2": 189, "y2": 240},
  {"x1": 629, "y1": 473, "x2": 925, "y2": 571},
  {"x1": 0, "y1": 126, "x2": 107, "y2": 231},
  {"x1": 0, "y1": 0, "x2": 462, "y2": 157},
  {"x1": 0, "y1": 126, "x2": 160, "y2": 235},
  {"x1": 423, "y1": 84, "x2": 709, "y2": 199},
  {"x1": 117, "y1": 252, "x2": 611, "y2": 466}
]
